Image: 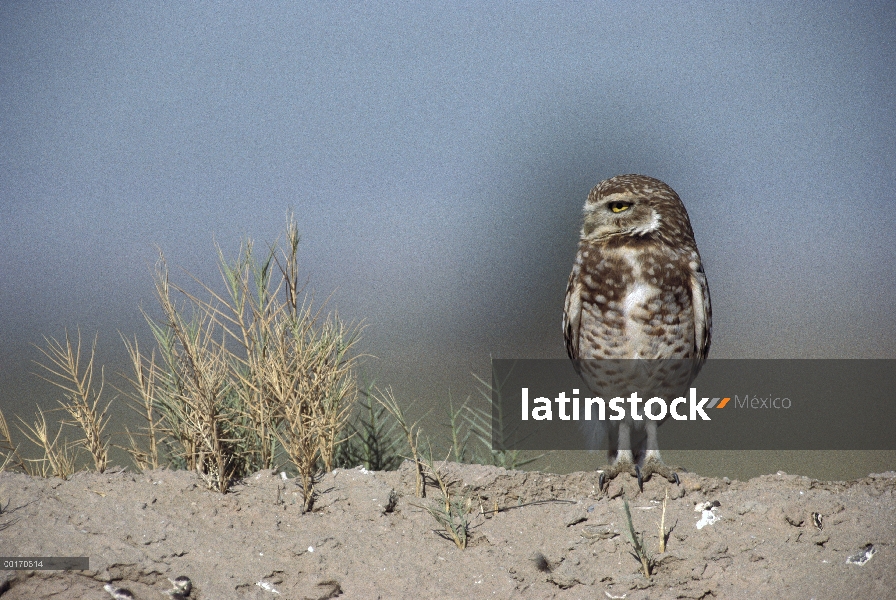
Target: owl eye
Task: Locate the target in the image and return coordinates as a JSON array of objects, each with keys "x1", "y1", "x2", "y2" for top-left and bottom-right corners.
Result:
[{"x1": 608, "y1": 201, "x2": 631, "y2": 213}]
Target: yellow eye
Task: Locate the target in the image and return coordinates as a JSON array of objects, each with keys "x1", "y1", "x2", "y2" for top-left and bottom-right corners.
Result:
[{"x1": 609, "y1": 202, "x2": 631, "y2": 213}]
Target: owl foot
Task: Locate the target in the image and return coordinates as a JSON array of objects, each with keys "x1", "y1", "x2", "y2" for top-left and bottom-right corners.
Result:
[
  {"x1": 598, "y1": 455, "x2": 680, "y2": 493},
  {"x1": 637, "y1": 454, "x2": 680, "y2": 491},
  {"x1": 597, "y1": 454, "x2": 639, "y2": 491}
]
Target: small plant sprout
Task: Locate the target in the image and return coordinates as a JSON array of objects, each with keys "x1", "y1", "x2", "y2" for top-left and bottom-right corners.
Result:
[{"x1": 621, "y1": 495, "x2": 654, "y2": 578}]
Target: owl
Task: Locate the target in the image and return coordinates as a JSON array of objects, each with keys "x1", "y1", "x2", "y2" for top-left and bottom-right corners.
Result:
[{"x1": 563, "y1": 174, "x2": 711, "y2": 490}]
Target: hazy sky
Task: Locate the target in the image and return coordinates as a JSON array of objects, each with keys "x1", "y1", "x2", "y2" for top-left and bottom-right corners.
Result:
[{"x1": 2, "y1": 3, "x2": 895, "y2": 451}]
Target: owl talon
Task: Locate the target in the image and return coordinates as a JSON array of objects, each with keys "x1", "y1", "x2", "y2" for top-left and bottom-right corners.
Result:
[
  {"x1": 596, "y1": 453, "x2": 640, "y2": 493},
  {"x1": 636, "y1": 465, "x2": 644, "y2": 492},
  {"x1": 639, "y1": 454, "x2": 680, "y2": 487}
]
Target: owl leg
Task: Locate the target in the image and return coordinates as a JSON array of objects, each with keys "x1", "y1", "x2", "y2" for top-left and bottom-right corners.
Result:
[
  {"x1": 597, "y1": 422, "x2": 639, "y2": 491},
  {"x1": 636, "y1": 421, "x2": 680, "y2": 490}
]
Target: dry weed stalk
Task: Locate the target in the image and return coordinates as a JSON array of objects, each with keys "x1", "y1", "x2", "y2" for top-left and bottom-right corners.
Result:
[
  {"x1": 658, "y1": 488, "x2": 669, "y2": 553},
  {"x1": 17, "y1": 407, "x2": 79, "y2": 479},
  {"x1": 0, "y1": 409, "x2": 27, "y2": 474},
  {"x1": 118, "y1": 335, "x2": 161, "y2": 470},
  {"x1": 374, "y1": 387, "x2": 426, "y2": 497},
  {"x1": 32, "y1": 330, "x2": 110, "y2": 473}
]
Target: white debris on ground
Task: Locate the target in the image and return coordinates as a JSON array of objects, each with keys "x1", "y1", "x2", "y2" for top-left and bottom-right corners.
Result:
[
  {"x1": 695, "y1": 500, "x2": 721, "y2": 529},
  {"x1": 846, "y1": 544, "x2": 876, "y2": 566},
  {"x1": 256, "y1": 580, "x2": 282, "y2": 594}
]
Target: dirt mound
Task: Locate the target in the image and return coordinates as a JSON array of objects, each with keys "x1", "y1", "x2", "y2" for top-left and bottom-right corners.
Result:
[{"x1": 0, "y1": 463, "x2": 893, "y2": 599}]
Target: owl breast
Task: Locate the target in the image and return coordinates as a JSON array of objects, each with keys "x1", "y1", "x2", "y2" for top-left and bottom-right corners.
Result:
[{"x1": 569, "y1": 242, "x2": 697, "y2": 361}]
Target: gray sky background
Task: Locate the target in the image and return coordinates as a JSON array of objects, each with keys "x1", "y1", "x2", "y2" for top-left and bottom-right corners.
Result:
[{"x1": 2, "y1": 3, "x2": 895, "y2": 475}]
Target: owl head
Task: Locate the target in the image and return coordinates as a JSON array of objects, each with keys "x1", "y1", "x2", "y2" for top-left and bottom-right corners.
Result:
[{"x1": 580, "y1": 174, "x2": 695, "y2": 245}]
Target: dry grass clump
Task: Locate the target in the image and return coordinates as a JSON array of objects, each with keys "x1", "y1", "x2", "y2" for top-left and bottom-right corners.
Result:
[
  {"x1": 261, "y1": 302, "x2": 359, "y2": 511},
  {"x1": 2, "y1": 330, "x2": 111, "y2": 479},
  {"x1": 3, "y1": 214, "x2": 361, "y2": 499},
  {"x1": 121, "y1": 213, "x2": 362, "y2": 497}
]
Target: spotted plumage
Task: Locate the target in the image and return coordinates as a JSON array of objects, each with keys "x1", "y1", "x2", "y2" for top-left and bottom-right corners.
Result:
[{"x1": 563, "y1": 174, "x2": 711, "y2": 489}]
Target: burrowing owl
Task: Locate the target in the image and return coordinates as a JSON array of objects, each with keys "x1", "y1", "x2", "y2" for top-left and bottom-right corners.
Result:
[{"x1": 563, "y1": 174, "x2": 711, "y2": 490}]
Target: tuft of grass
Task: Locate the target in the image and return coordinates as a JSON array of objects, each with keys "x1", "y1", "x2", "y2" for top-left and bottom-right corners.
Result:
[
  {"x1": 32, "y1": 329, "x2": 111, "y2": 473},
  {"x1": 412, "y1": 447, "x2": 473, "y2": 549},
  {"x1": 621, "y1": 495, "x2": 654, "y2": 578}
]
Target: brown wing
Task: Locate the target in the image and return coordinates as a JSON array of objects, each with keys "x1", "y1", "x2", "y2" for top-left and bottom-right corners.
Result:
[
  {"x1": 563, "y1": 263, "x2": 583, "y2": 360},
  {"x1": 689, "y1": 257, "x2": 712, "y2": 362}
]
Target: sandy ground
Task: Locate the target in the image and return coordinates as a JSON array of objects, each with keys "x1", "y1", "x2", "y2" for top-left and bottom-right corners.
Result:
[{"x1": 0, "y1": 462, "x2": 893, "y2": 599}]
